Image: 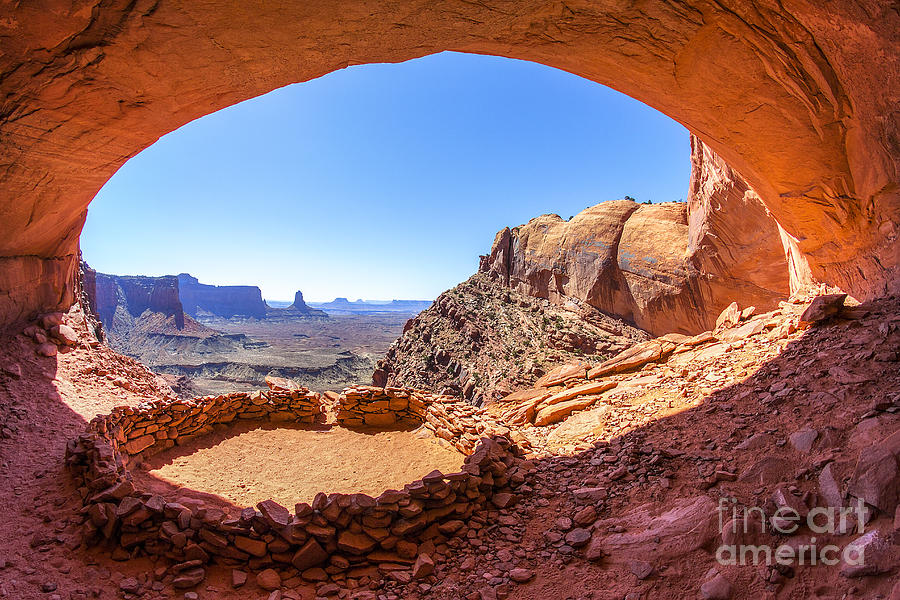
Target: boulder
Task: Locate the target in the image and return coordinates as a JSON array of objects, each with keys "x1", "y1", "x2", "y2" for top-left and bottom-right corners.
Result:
[
  {"x1": 683, "y1": 331, "x2": 717, "y2": 347},
  {"x1": 586, "y1": 496, "x2": 718, "y2": 562},
  {"x1": 535, "y1": 362, "x2": 590, "y2": 388},
  {"x1": 848, "y1": 429, "x2": 900, "y2": 514},
  {"x1": 36, "y1": 343, "x2": 58, "y2": 357},
  {"x1": 588, "y1": 339, "x2": 676, "y2": 379},
  {"x1": 799, "y1": 294, "x2": 847, "y2": 327},
  {"x1": 534, "y1": 395, "x2": 599, "y2": 427},
  {"x1": 50, "y1": 323, "x2": 78, "y2": 345},
  {"x1": 736, "y1": 433, "x2": 773, "y2": 451},
  {"x1": 265, "y1": 376, "x2": 301, "y2": 391},
  {"x1": 497, "y1": 388, "x2": 550, "y2": 404},
  {"x1": 256, "y1": 569, "x2": 281, "y2": 591},
  {"x1": 716, "y1": 302, "x2": 741, "y2": 329},
  {"x1": 545, "y1": 406, "x2": 610, "y2": 448},
  {"x1": 565, "y1": 528, "x2": 591, "y2": 547},
  {"x1": 839, "y1": 530, "x2": 893, "y2": 577},
  {"x1": 123, "y1": 434, "x2": 156, "y2": 455},
  {"x1": 629, "y1": 560, "x2": 654, "y2": 580},
  {"x1": 291, "y1": 539, "x2": 328, "y2": 570},
  {"x1": 788, "y1": 427, "x2": 818, "y2": 453},
  {"x1": 412, "y1": 553, "x2": 434, "y2": 579},
  {"x1": 337, "y1": 531, "x2": 377, "y2": 555},
  {"x1": 700, "y1": 574, "x2": 733, "y2": 600},
  {"x1": 231, "y1": 570, "x2": 248, "y2": 589},
  {"x1": 739, "y1": 456, "x2": 788, "y2": 486},
  {"x1": 720, "y1": 317, "x2": 767, "y2": 341},
  {"x1": 172, "y1": 568, "x2": 206, "y2": 589},
  {"x1": 257, "y1": 499, "x2": 292, "y2": 528},
  {"x1": 540, "y1": 380, "x2": 617, "y2": 407},
  {"x1": 39, "y1": 312, "x2": 65, "y2": 329},
  {"x1": 818, "y1": 463, "x2": 845, "y2": 508},
  {"x1": 573, "y1": 487, "x2": 608, "y2": 504},
  {"x1": 234, "y1": 535, "x2": 267, "y2": 557}
]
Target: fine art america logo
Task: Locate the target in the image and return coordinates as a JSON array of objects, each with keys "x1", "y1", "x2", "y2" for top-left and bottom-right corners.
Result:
[{"x1": 716, "y1": 496, "x2": 870, "y2": 567}]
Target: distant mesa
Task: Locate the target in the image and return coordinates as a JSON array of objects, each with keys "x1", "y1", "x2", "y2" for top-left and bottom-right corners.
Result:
[
  {"x1": 85, "y1": 267, "x2": 326, "y2": 332},
  {"x1": 177, "y1": 273, "x2": 267, "y2": 319},
  {"x1": 175, "y1": 273, "x2": 325, "y2": 320},
  {"x1": 83, "y1": 266, "x2": 226, "y2": 370},
  {"x1": 309, "y1": 298, "x2": 432, "y2": 315},
  {"x1": 263, "y1": 289, "x2": 327, "y2": 320},
  {"x1": 289, "y1": 290, "x2": 315, "y2": 313}
]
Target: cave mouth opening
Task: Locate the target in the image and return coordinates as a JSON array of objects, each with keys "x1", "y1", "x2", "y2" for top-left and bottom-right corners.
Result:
[
  {"x1": 78, "y1": 51, "x2": 696, "y2": 398},
  {"x1": 80, "y1": 51, "x2": 691, "y2": 308}
]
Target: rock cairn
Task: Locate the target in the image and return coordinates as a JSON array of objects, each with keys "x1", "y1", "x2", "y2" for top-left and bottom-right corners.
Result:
[{"x1": 65, "y1": 386, "x2": 530, "y2": 591}]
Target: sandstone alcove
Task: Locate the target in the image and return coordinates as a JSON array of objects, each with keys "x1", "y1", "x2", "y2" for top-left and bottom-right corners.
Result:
[
  {"x1": 1, "y1": 1, "x2": 897, "y2": 328},
  {"x1": 4, "y1": 5, "x2": 898, "y2": 597}
]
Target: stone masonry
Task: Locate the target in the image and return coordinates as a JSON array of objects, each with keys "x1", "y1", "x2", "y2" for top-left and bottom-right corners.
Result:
[{"x1": 65, "y1": 385, "x2": 531, "y2": 590}]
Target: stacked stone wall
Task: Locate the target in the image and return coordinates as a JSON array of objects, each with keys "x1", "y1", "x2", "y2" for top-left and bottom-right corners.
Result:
[
  {"x1": 65, "y1": 386, "x2": 530, "y2": 589},
  {"x1": 110, "y1": 388, "x2": 322, "y2": 458},
  {"x1": 337, "y1": 385, "x2": 521, "y2": 454}
]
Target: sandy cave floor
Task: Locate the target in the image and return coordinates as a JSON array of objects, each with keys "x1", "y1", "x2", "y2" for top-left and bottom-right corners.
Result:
[{"x1": 135, "y1": 423, "x2": 465, "y2": 508}]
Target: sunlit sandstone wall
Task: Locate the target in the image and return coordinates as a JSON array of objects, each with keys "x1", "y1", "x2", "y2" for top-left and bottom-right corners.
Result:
[{"x1": 1, "y1": 1, "x2": 897, "y2": 326}]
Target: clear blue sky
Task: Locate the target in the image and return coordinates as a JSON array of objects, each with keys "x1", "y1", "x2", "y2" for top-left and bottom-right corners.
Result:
[{"x1": 81, "y1": 51, "x2": 689, "y2": 303}]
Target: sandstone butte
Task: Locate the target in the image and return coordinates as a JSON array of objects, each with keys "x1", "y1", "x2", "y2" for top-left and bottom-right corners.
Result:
[
  {"x1": 479, "y1": 144, "x2": 793, "y2": 336},
  {"x1": 0, "y1": 1, "x2": 897, "y2": 329}
]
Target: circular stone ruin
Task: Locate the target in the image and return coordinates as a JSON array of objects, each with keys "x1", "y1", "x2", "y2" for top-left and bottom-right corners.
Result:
[{"x1": 65, "y1": 384, "x2": 530, "y2": 590}]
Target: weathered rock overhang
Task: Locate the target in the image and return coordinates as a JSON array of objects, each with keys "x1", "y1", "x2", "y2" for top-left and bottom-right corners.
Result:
[{"x1": 1, "y1": 1, "x2": 897, "y2": 326}]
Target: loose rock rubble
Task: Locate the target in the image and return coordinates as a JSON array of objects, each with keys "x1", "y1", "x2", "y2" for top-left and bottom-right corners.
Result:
[{"x1": 374, "y1": 273, "x2": 649, "y2": 404}]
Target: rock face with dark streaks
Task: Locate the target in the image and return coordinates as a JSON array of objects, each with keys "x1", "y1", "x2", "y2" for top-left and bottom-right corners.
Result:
[
  {"x1": 482, "y1": 199, "x2": 789, "y2": 335},
  {"x1": 686, "y1": 136, "x2": 811, "y2": 301},
  {"x1": 94, "y1": 273, "x2": 186, "y2": 331}
]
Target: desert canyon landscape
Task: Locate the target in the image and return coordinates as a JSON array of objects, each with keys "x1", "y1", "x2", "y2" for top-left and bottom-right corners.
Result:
[{"x1": 1, "y1": 2, "x2": 899, "y2": 600}]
